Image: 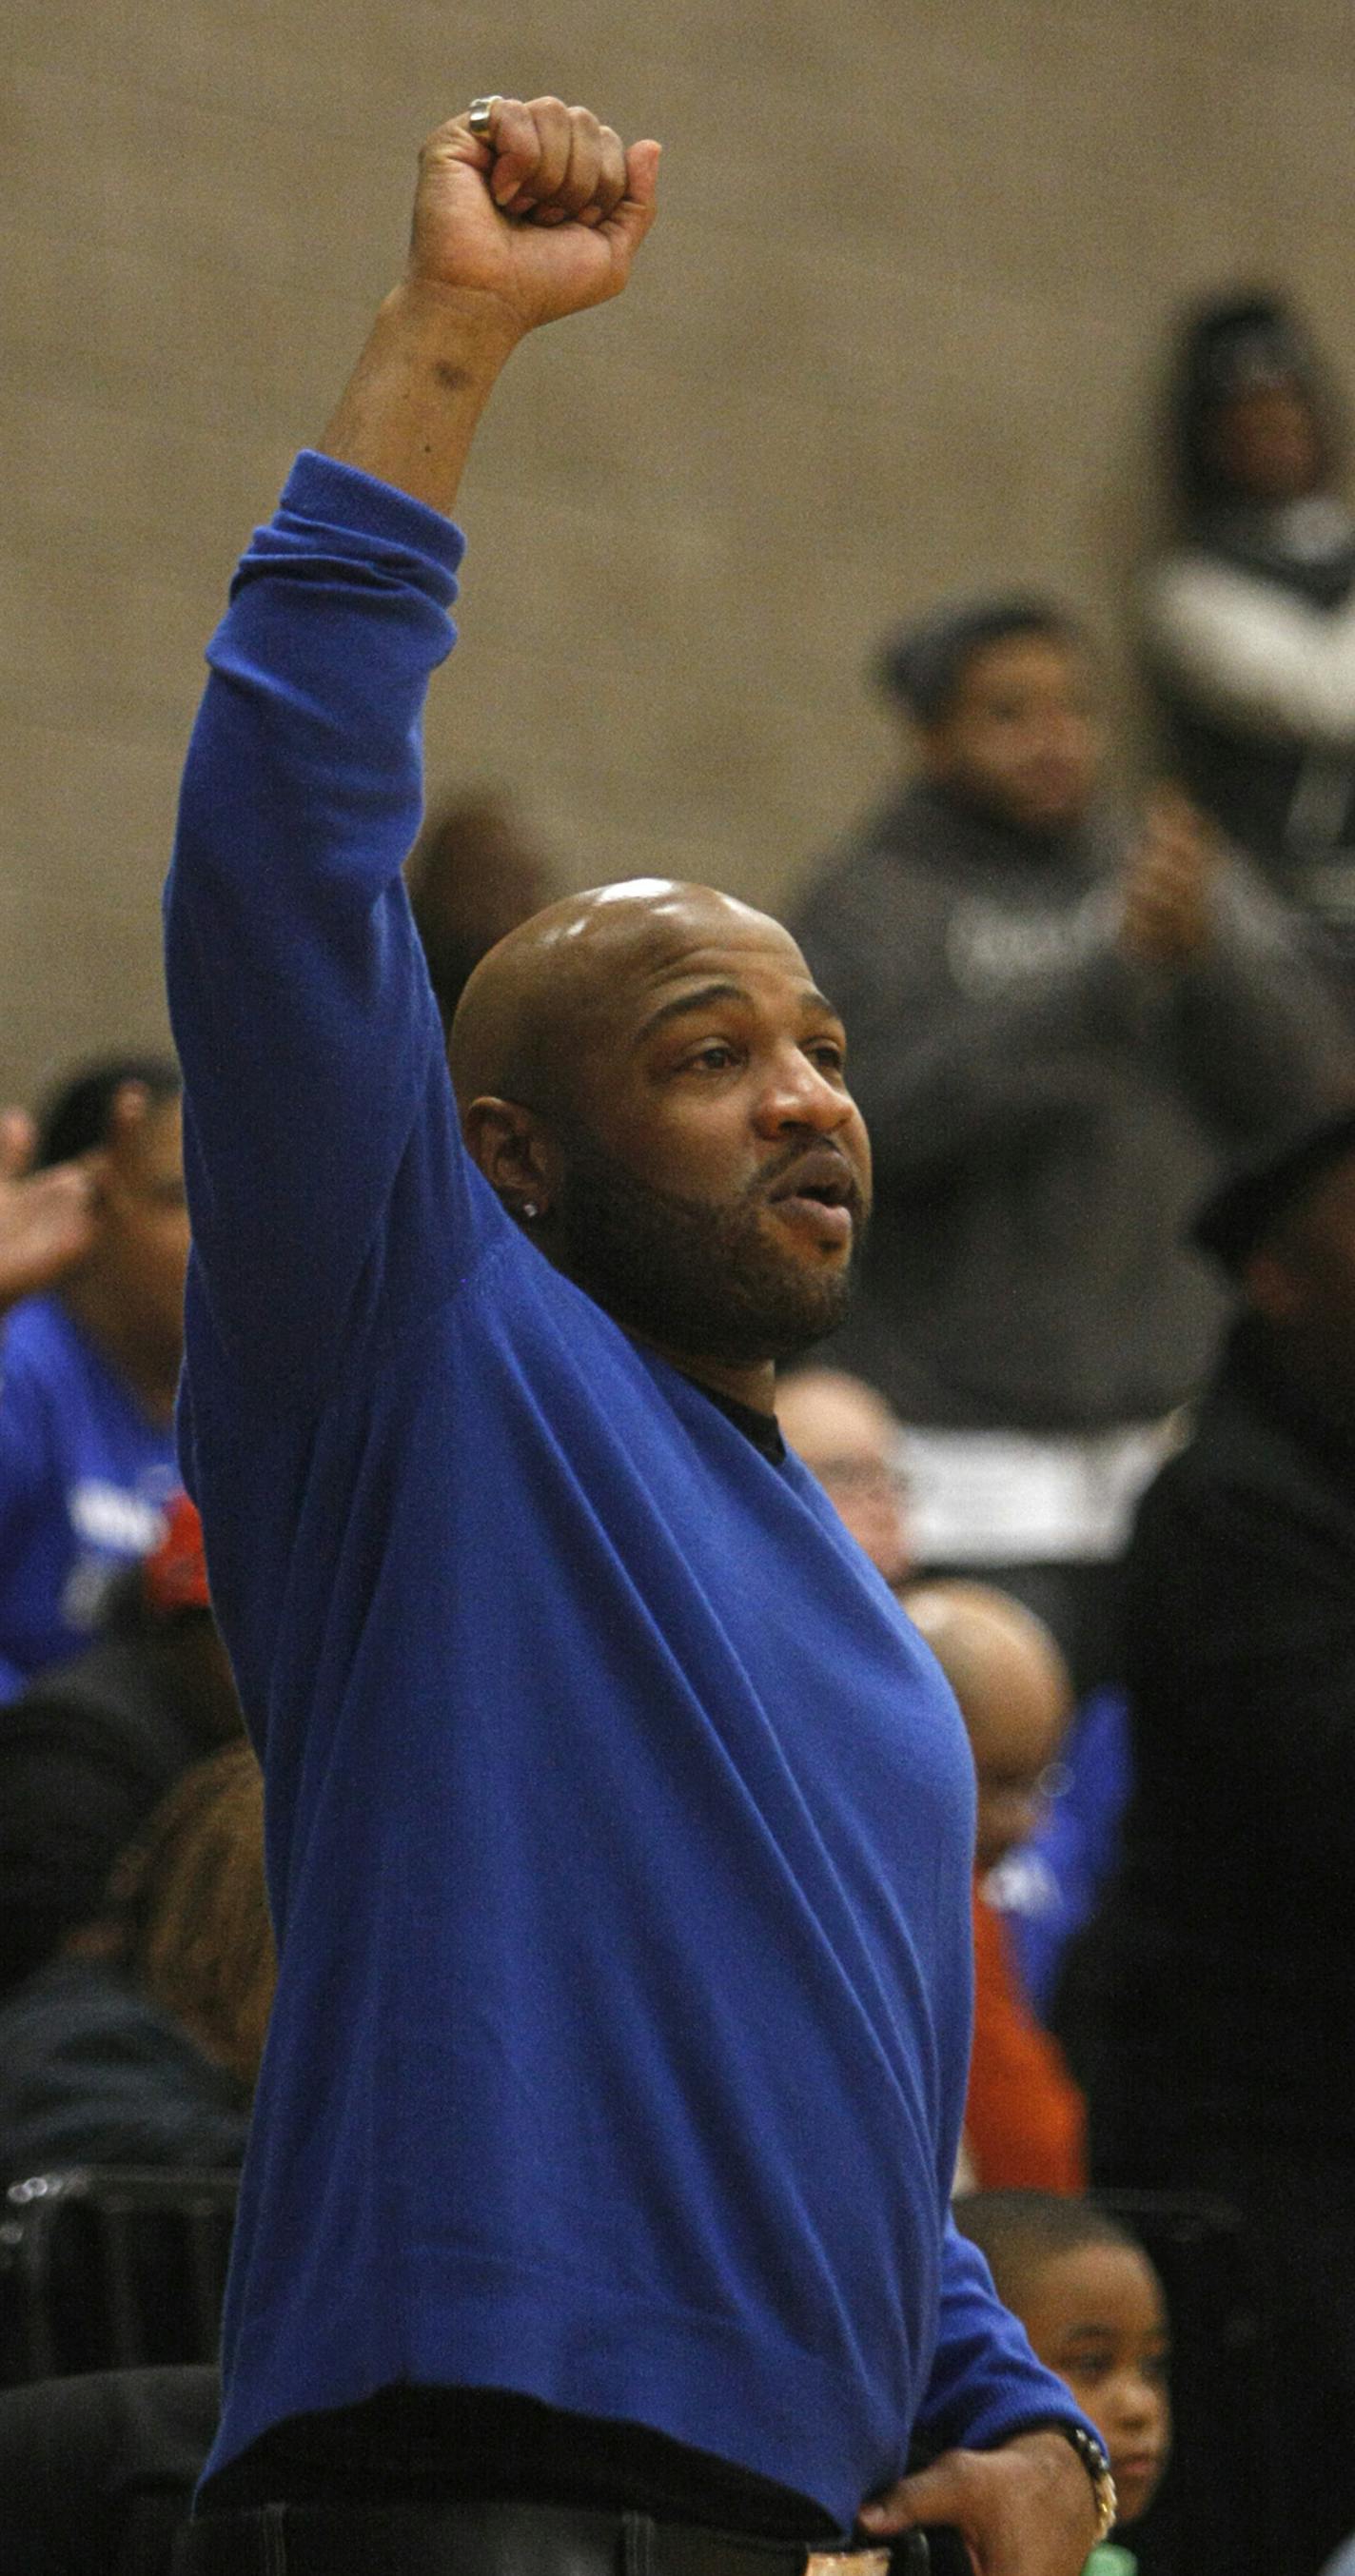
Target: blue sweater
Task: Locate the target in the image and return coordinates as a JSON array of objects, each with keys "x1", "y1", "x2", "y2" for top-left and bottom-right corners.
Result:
[
  {"x1": 165, "y1": 452, "x2": 1090, "y2": 2518},
  {"x1": 0, "y1": 1296, "x2": 177, "y2": 1701}
]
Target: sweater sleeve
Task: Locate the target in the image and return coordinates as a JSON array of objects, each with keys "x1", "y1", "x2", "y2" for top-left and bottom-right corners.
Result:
[
  {"x1": 912, "y1": 2214, "x2": 1100, "y2": 2459},
  {"x1": 163, "y1": 451, "x2": 476, "y2": 1401},
  {"x1": 1143, "y1": 554, "x2": 1355, "y2": 749}
]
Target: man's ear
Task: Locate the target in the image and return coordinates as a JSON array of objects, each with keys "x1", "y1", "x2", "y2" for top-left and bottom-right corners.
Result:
[{"x1": 461, "y1": 1097, "x2": 560, "y2": 1223}]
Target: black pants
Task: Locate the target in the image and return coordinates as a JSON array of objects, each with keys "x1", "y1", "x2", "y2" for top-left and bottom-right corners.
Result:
[{"x1": 172, "y1": 2500, "x2": 934, "y2": 2576}]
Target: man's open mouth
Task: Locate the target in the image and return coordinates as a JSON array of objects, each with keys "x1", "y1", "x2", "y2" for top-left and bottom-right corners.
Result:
[{"x1": 766, "y1": 1150, "x2": 859, "y2": 1242}]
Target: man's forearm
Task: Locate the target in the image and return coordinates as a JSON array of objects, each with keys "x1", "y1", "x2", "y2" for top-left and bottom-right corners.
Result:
[
  {"x1": 320, "y1": 280, "x2": 521, "y2": 519},
  {"x1": 317, "y1": 96, "x2": 657, "y2": 519}
]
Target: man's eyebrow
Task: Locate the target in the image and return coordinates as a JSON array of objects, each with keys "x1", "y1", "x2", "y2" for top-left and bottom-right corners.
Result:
[
  {"x1": 634, "y1": 980, "x2": 843, "y2": 1047},
  {"x1": 633, "y1": 980, "x2": 752, "y2": 1045}
]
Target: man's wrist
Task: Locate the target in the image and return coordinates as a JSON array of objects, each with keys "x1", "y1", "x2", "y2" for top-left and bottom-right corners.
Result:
[
  {"x1": 319, "y1": 279, "x2": 523, "y2": 517},
  {"x1": 1004, "y1": 2424, "x2": 1116, "y2": 2544},
  {"x1": 383, "y1": 275, "x2": 528, "y2": 383}
]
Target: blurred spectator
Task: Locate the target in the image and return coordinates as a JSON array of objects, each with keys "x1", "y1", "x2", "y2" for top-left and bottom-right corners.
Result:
[
  {"x1": 405, "y1": 789, "x2": 552, "y2": 1031},
  {"x1": 0, "y1": 1493, "x2": 242, "y2": 2000},
  {"x1": 792, "y1": 593, "x2": 1350, "y2": 1695},
  {"x1": 0, "y1": 1058, "x2": 188, "y2": 1700},
  {"x1": 1142, "y1": 290, "x2": 1355, "y2": 974},
  {"x1": 951, "y1": 2193, "x2": 1170, "y2": 2550},
  {"x1": 0, "y1": 2364, "x2": 220, "y2": 2576},
  {"x1": 776, "y1": 1365, "x2": 913, "y2": 1585},
  {"x1": 1061, "y1": 1101, "x2": 1355, "y2": 2574},
  {"x1": 0, "y1": 1106, "x2": 102, "y2": 1313},
  {"x1": 0, "y1": 1741, "x2": 270, "y2": 2179},
  {"x1": 906, "y1": 1581, "x2": 1085, "y2": 2193},
  {"x1": 982, "y1": 1685, "x2": 1133, "y2": 2026}
]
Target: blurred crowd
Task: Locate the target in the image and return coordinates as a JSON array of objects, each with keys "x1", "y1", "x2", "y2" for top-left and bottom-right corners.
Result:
[{"x1": 6, "y1": 283, "x2": 1355, "y2": 2576}]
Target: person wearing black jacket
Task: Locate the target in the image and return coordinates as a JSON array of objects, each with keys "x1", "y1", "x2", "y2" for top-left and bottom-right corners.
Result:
[
  {"x1": 0, "y1": 1740, "x2": 268, "y2": 2182},
  {"x1": 0, "y1": 1494, "x2": 242, "y2": 2001},
  {"x1": 1060, "y1": 1102, "x2": 1355, "y2": 2576}
]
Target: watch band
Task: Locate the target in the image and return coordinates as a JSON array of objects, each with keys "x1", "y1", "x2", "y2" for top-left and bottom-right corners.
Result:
[
  {"x1": 1051, "y1": 2423, "x2": 1118, "y2": 2543},
  {"x1": 1004, "y1": 2418, "x2": 1118, "y2": 2542}
]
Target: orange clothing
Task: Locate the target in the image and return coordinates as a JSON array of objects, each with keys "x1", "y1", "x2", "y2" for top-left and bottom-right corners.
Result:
[{"x1": 965, "y1": 1882, "x2": 1087, "y2": 2192}]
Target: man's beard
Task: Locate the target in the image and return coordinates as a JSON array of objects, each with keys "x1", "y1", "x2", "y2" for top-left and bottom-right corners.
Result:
[{"x1": 553, "y1": 1130, "x2": 863, "y2": 1368}]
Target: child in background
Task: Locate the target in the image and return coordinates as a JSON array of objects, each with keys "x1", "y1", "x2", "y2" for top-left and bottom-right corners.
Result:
[{"x1": 952, "y1": 2191, "x2": 1170, "y2": 2573}]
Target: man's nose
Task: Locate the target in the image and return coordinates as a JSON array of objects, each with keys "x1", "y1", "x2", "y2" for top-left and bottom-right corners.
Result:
[{"x1": 756, "y1": 1052, "x2": 853, "y2": 1134}]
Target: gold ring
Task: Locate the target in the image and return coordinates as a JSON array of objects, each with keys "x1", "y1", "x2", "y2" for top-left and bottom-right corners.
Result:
[{"x1": 468, "y1": 96, "x2": 501, "y2": 141}]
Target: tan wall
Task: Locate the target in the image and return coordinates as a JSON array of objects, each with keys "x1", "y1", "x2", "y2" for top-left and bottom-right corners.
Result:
[{"x1": 5, "y1": 0, "x2": 1355, "y2": 1101}]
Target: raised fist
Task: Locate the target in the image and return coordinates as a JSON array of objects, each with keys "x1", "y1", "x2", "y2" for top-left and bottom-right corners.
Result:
[{"x1": 406, "y1": 96, "x2": 660, "y2": 335}]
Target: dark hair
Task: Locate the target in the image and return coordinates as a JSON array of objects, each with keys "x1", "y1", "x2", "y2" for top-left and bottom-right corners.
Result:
[
  {"x1": 406, "y1": 791, "x2": 550, "y2": 1032},
  {"x1": 112, "y1": 1740, "x2": 273, "y2": 2093},
  {"x1": 1168, "y1": 288, "x2": 1343, "y2": 519},
  {"x1": 1189, "y1": 1097, "x2": 1355, "y2": 1277},
  {"x1": 952, "y1": 2189, "x2": 1147, "y2": 2310},
  {"x1": 876, "y1": 596, "x2": 1084, "y2": 724},
  {"x1": 35, "y1": 1055, "x2": 182, "y2": 1170}
]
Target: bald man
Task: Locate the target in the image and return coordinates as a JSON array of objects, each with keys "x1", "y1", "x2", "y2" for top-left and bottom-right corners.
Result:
[
  {"x1": 906, "y1": 1585, "x2": 1086, "y2": 2193},
  {"x1": 165, "y1": 98, "x2": 1107, "y2": 2576},
  {"x1": 905, "y1": 1584, "x2": 1074, "y2": 1881},
  {"x1": 776, "y1": 1367, "x2": 913, "y2": 1585}
]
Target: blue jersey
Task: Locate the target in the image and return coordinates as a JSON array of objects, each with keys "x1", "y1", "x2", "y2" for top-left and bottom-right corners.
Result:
[
  {"x1": 166, "y1": 453, "x2": 1093, "y2": 2518},
  {"x1": 0, "y1": 1295, "x2": 177, "y2": 1699}
]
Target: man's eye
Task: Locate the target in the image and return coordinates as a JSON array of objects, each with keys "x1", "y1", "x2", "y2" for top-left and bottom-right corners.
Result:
[
  {"x1": 689, "y1": 1043, "x2": 736, "y2": 1071},
  {"x1": 809, "y1": 1043, "x2": 846, "y2": 1073}
]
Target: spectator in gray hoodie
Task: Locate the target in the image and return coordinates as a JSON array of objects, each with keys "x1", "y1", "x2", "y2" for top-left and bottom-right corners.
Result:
[{"x1": 790, "y1": 594, "x2": 1352, "y2": 1691}]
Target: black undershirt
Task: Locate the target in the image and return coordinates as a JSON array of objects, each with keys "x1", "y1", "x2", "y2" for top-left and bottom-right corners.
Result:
[
  {"x1": 200, "y1": 2389, "x2": 839, "y2": 2533},
  {"x1": 696, "y1": 1385, "x2": 787, "y2": 1465}
]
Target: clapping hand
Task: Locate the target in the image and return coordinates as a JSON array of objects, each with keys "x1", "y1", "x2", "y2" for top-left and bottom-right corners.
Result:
[
  {"x1": 0, "y1": 1108, "x2": 101, "y2": 1316},
  {"x1": 1120, "y1": 787, "x2": 1221, "y2": 968}
]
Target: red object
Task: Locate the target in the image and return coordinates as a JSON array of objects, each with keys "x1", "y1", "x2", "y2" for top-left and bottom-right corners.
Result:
[
  {"x1": 965, "y1": 1880, "x2": 1087, "y2": 2192},
  {"x1": 142, "y1": 1491, "x2": 211, "y2": 1617}
]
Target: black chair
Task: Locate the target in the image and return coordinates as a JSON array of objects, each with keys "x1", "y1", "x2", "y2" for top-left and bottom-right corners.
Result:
[
  {"x1": 0, "y1": 2167, "x2": 238, "y2": 2386},
  {"x1": 0, "y1": 2361, "x2": 221, "y2": 2576}
]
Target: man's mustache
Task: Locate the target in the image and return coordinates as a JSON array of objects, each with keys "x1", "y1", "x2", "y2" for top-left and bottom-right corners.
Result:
[{"x1": 751, "y1": 1140, "x2": 867, "y2": 1224}]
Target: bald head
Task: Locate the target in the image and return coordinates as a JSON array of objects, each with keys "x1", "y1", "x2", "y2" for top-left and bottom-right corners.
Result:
[
  {"x1": 776, "y1": 1367, "x2": 898, "y2": 1459},
  {"x1": 777, "y1": 1367, "x2": 912, "y2": 1584},
  {"x1": 448, "y1": 877, "x2": 795, "y2": 1117},
  {"x1": 905, "y1": 1581, "x2": 1073, "y2": 1871},
  {"x1": 442, "y1": 875, "x2": 871, "y2": 1397}
]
